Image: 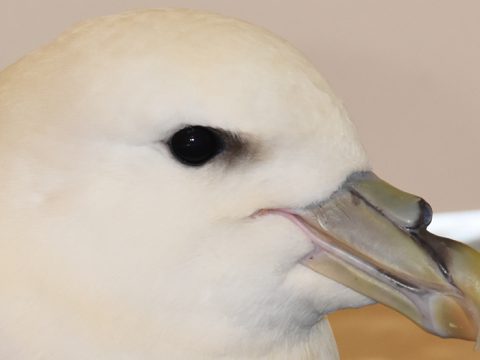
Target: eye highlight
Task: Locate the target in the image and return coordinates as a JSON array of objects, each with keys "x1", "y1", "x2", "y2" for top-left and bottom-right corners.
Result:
[{"x1": 168, "y1": 126, "x2": 225, "y2": 166}]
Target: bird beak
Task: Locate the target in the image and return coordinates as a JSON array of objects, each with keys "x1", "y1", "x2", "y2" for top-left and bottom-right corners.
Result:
[{"x1": 271, "y1": 172, "x2": 480, "y2": 341}]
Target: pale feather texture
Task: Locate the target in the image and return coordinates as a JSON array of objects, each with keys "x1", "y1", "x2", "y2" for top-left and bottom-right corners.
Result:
[{"x1": 0, "y1": 9, "x2": 370, "y2": 359}]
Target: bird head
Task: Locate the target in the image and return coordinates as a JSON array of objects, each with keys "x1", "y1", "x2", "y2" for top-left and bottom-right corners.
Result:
[{"x1": 0, "y1": 9, "x2": 479, "y2": 358}]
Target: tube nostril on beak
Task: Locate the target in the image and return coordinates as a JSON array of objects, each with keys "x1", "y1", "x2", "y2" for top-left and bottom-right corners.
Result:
[
  {"x1": 345, "y1": 171, "x2": 434, "y2": 231},
  {"x1": 417, "y1": 198, "x2": 433, "y2": 229}
]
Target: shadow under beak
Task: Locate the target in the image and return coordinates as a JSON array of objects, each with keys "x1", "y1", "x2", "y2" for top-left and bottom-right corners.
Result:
[{"x1": 282, "y1": 172, "x2": 480, "y2": 342}]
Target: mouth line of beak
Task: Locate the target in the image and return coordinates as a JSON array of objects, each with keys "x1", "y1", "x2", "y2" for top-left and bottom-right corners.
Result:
[
  {"x1": 256, "y1": 208, "x2": 457, "y2": 296},
  {"x1": 255, "y1": 208, "x2": 390, "y2": 279}
]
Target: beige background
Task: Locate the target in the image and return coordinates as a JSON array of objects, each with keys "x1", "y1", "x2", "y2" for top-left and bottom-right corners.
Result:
[{"x1": 2, "y1": 1, "x2": 479, "y2": 359}]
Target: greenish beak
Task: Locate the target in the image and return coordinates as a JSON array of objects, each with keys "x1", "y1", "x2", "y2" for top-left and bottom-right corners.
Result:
[{"x1": 289, "y1": 172, "x2": 480, "y2": 341}]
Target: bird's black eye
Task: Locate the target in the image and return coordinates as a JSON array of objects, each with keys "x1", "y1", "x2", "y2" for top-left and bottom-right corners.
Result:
[{"x1": 168, "y1": 126, "x2": 224, "y2": 166}]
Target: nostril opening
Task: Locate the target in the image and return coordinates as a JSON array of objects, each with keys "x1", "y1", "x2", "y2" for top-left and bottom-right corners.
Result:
[{"x1": 418, "y1": 198, "x2": 433, "y2": 227}]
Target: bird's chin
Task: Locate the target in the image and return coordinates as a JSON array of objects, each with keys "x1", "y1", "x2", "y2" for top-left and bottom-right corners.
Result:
[{"x1": 286, "y1": 262, "x2": 374, "y2": 314}]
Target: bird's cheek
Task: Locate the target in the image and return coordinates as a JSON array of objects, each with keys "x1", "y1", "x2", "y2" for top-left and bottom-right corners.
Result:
[{"x1": 225, "y1": 215, "x2": 314, "y2": 265}]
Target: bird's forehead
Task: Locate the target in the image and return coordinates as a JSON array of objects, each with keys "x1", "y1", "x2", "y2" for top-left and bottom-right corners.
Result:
[{"x1": 11, "y1": 10, "x2": 348, "y2": 138}]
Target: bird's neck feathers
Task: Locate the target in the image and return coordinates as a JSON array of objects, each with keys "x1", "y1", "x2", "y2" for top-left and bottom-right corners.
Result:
[
  {"x1": 128, "y1": 316, "x2": 339, "y2": 359},
  {"x1": 261, "y1": 318, "x2": 340, "y2": 360},
  {"x1": 0, "y1": 300, "x2": 338, "y2": 359},
  {"x1": 141, "y1": 317, "x2": 339, "y2": 359}
]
